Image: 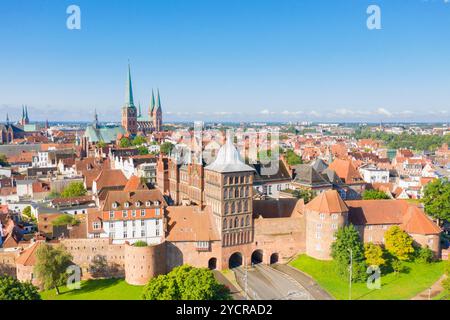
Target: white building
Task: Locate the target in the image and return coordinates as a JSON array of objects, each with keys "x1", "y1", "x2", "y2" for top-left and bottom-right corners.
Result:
[{"x1": 359, "y1": 165, "x2": 389, "y2": 184}]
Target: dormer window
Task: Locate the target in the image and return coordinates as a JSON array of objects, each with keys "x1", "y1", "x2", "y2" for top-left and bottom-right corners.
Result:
[
  {"x1": 154, "y1": 201, "x2": 160, "y2": 206},
  {"x1": 124, "y1": 202, "x2": 130, "y2": 208},
  {"x1": 135, "y1": 201, "x2": 141, "y2": 207},
  {"x1": 112, "y1": 202, "x2": 118, "y2": 209},
  {"x1": 146, "y1": 201, "x2": 151, "y2": 207}
]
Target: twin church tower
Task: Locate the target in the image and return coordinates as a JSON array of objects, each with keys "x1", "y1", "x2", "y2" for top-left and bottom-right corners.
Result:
[{"x1": 121, "y1": 64, "x2": 163, "y2": 135}]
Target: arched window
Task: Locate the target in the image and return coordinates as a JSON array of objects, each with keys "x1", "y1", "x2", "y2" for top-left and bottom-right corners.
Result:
[
  {"x1": 244, "y1": 200, "x2": 248, "y2": 212},
  {"x1": 228, "y1": 188, "x2": 233, "y2": 199},
  {"x1": 240, "y1": 217, "x2": 244, "y2": 227},
  {"x1": 223, "y1": 219, "x2": 227, "y2": 229},
  {"x1": 234, "y1": 217, "x2": 239, "y2": 228},
  {"x1": 237, "y1": 201, "x2": 242, "y2": 213},
  {"x1": 235, "y1": 188, "x2": 239, "y2": 198},
  {"x1": 229, "y1": 219, "x2": 233, "y2": 229},
  {"x1": 224, "y1": 203, "x2": 229, "y2": 214},
  {"x1": 246, "y1": 215, "x2": 250, "y2": 226},
  {"x1": 231, "y1": 202, "x2": 235, "y2": 214},
  {"x1": 224, "y1": 189, "x2": 228, "y2": 199}
]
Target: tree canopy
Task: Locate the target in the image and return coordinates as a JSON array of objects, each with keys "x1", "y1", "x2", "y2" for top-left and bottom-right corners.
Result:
[
  {"x1": 331, "y1": 225, "x2": 367, "y2": 282},
  {"x1": 354, "y1": 129, "x2": 450, "y2": 151},
  {"x1": 34, "y1": 244, "x2": 73, "y2": 295},
  {"x1": 0, "y1": 276, "x2": 41, "y2": 300},
  {"x1": 61, "y1": 182, "x2": 87, "y2": 198},
  {"x1": 0, "y1": 154, "x2": 9, "y2": 167},
  {"x1": 384, "y1": 226, "x2": 414, "y2": 261},
  {"x1": 362, "y1": 189, "x2": 390, "y2": 200},
  {"x1": 285, "y1": 149, "x2": 302, "y2": 165},
  {"x1": 142, "y1": 265, "x2": 231, "y2": 300},
  {"x1": 364, "y1": 243, "x2": 386, "y2": 267},
  {"x1": 137, "y1": 146, "x2": 149, "y2": 155},
  {"x1": 52, "y1": 214, "x2": 80, "y2": 227},
  {"x1": 132, "y1": 135, "x2": 147, "y2": 146},
  {"x1": 160, "y1": 142, "x2": 174, "y2": 155},
  {"x1": 291, "y1": 189, "x2": 315, "y2": 204},
  {"x1": 119, "y1": 137, "x2": 132, "y2": 148},
  {"x1": 422, "y1": 178, "x2": 450, "y2": 224}
]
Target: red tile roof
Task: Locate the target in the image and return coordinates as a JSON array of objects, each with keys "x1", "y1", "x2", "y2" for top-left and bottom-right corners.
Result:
[{"x1": 306, "y1": 190, "x2": 349, "y2": 214}]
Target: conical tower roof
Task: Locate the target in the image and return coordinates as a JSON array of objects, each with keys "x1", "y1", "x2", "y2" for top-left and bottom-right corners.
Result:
[
  {"x1": 125, "y1": 63, "x2": 135, "y2": 108},
  {"x1": 205, "y1": 137, "x2": 255, "y2": 173},
  {"x1": 150, "y1": 89, "x2": 155, "y2": 114}
]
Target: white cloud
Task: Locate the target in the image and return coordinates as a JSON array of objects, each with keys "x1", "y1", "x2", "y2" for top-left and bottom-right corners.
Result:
[{"x1": 375, "y1": 108, "x2": 393, "y2": 117}]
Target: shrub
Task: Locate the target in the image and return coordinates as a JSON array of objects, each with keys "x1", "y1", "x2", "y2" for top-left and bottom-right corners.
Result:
[
  {"x1": 415, "y1": 246, "x2": 434, "y2": 264},
  {"x1": 134, "y1": 241, "x2": 148, "y2": 247}
]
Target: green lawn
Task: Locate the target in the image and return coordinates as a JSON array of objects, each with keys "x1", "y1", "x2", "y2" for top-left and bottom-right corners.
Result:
[
  {"x1": 40, "y1": 278, "x2": 143, "y2": 300},
  {"x1": 290, "y1": 254, "x2": 446, "y2": 300}
]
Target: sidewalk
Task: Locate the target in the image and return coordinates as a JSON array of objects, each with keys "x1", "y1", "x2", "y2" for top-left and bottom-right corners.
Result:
[{"x1": 411, "y1": 275, "x2": 447, "y2": 300}]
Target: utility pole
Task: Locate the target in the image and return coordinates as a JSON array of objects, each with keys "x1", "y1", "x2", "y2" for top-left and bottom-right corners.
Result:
[{"x1": 348, "y1": 248, "x2": 353, "y2": 301}]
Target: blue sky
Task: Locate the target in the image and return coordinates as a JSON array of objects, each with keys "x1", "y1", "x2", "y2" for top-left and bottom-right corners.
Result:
[{"x1": 0, "y1": 0, "x2": 449, "y2": 122}]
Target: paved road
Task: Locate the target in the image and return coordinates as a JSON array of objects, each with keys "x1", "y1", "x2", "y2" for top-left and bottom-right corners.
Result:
[
  {"x1": 233, "y1": 264, "x2": 313, "y2": 300},
  {"x1": 272, "y1": 264, "x2": 334, "y2": 300}
]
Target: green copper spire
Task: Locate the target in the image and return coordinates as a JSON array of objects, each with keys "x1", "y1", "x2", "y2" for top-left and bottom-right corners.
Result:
[
  {"x1": 21, "y1": 105, "x2": 25, "y2": 119},
  {"x1": 156, "y1": 89, "x2": 162, "y2": 111},
  {"x1": 6, "y1": 113, "x2": 9, "y2": 125},
  {"x1": 125, "y1": 63, "x2": 135, "y2": 108},
  {"x1": 138, "y1": 101, "x2": 142, "y2": 117},
  {"x1": 25, "y1": 105, "x2": 29, "y2": 121},
  {"x1": 150, "y1": 89, "x2": 155, "y2": 114}
]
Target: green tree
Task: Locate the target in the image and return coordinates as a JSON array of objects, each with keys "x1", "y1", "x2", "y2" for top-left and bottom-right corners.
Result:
[
  {"x1": 422, "y1": 178, "x2": 450, "y2": 225},
  {"x1": 119, "y1": 137, "x2": 132, "y2": 148},
  {"x1": 34, "y1": 244, "x2": 73, "y2": 295},
  {"x1": 391, "y1": 259, "x2": 406, "y2": 275},
  {"x1": 362, "y1": 190, "x2": 390, "y2": 200},
  {"x1": 0, "y1": 154, "x2": 9, "y2": 167},
  {"x1": 21, "y1": 206, "x2": 36, "y2": 223},
  {"x1": 364, "y1": 243, "x2": 386, "y2": 267},
  {"x1": 415, "y1": 246, "x2": 434, "y2": 264},
  {"x1": 292, "y1": 189, "x2": 315, "y2": 204},
  {"x1": 61, "y1": 182, "x2": 87, "y2": 198},
  {"x1": 52, "y1": 214, "x2": 80, "y2": 227},
  {"x1": 142, "y1": 265, "x2": 232, "y2": 300},
  {"x1": 160, "y1": 142, "x2": 174, "y2": 155},
  {"x1": 0, "y1": 276, "x2": 41, "y2": 300},
  {"x1": 132, "y1": 135, "x2": 147, "y2": 146},
  {"x1": 285, "y1": 149, "x2": 302, "y2": 165},
  {"x1": 134, "y1": 241, "x2": 148, "y2": 247},
  {"x1": 331, "y1": 225, "x2": 367, "y2": 282},
  {"x1": 384, "y1": 226, "x2": 414, "y2": 261},
  {"x1": 137, "y1": 146, "x2": 149, "y2": 155},
  {"x1": 97, "y1": 140, "x2": 107, "y2": 148}
]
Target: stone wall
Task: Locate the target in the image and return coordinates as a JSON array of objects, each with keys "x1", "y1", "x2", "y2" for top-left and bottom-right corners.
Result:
[{"x1": 61, "y1": 238, "x2": 126, "y2": 278}]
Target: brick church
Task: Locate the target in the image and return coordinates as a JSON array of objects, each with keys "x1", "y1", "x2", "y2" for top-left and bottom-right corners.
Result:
[{"x1": 121, "y1": 64, "x2": 162, "y2": 135}]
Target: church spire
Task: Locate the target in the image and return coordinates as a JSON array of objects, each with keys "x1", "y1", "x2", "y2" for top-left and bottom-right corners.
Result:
[
  {"x1": 125, "y1": 63, "x2": 135, "y2": 108},
  {"x1": 93, "y1": 109, "x2": 99, "y2": 128},
  {"x1": 25, "y1": 105, "x2": 29, "y2": 122},
  {"x1": 156, "y1": 89, "x2": 162, "y2": 111},
  {"x1": 138, "y1": 101, "x2": 142, "y2": 117},
  {"x1": 6, "y1": 113, "x2": 9, "y2": 125},
  {"x1": 150, "y1": 89, "x2": 155, "y2": 114}
]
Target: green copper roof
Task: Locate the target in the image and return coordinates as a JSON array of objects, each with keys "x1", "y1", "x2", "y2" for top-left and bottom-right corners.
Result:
[
  {"x1": 125, "y1": 63, "x2": 135, "y2": 108},
  {"x1": 156, "y1": 89, "x2": 162, "y2": 111},
  {"x1": 84, "y1": 124, "x2": 126, "y2": 143},
  {"x1": 150, "y1": 89, "x2": 155, "y2": 114},
  {"x1": 138, "y1": 101, "x2": 142, "y2": 117}
]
